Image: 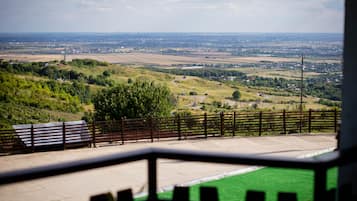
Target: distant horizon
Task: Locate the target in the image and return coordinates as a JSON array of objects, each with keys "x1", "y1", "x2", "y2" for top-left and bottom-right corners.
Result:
[
  {"x1": 0, "y1": 32, "x2": 344, "y2": 34},
  {"x1": 0, "y1": 0, "x2": 343, "y2": 33}
]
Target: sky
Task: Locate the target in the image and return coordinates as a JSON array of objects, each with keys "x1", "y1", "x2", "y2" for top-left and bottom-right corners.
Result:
[{"x1": 0, "y1": 0, "x2": 344, "y2": 33}]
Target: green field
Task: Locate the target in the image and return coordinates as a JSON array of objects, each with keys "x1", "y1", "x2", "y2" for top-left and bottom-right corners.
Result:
[
  {"x1": 0, "y1": 59, "x2": 338, "y2": 128},
  {"x1": 136, "y1": 167, "x2": 337, "y2": 201}
]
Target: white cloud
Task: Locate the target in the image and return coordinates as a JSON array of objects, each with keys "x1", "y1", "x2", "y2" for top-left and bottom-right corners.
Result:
[{"x1": 0, "y1": 0, "x2": 344, "y2": 32}]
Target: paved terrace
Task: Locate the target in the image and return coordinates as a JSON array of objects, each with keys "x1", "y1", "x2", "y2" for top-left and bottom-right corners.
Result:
[{"x1": 0, "y1": 134, "x2": 336, "y2": 201}]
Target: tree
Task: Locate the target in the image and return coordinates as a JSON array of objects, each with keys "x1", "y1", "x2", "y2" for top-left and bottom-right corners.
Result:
[
  {"x1": 102, "y1": 70, "x2": 111, "y2": 77},
  {"x1": 232, "y1": 90, "x2": 241, "y2": 101},
  {"x1": 93, "y1": 81, "x2": 175, "y2": 120}
]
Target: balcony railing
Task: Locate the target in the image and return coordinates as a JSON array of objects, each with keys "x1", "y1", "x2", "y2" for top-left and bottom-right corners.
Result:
[{"x1": 0, "y1": 147, "x2": 355, "y2": 201}]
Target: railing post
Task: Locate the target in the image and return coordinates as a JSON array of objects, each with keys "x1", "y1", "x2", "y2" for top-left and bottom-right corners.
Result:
[
  {"x1": 299, "y1": 110, "x2": 303, "y2": 133},
  {"x1": 62, "y1": 122, "x2": 66, "y2": 150},
  {"x1": 334, "y1": 109, "x2": 337, "y2": 133},
  {"x1": 283, "y1": 110, "x2": 287, "y2": 134},
  {"x1": 109, "y1": 120, "x2": 113, "y2": 143},
  {"x1": 308, "y1": 109, "x2": 312, "y2": 133},
  {"x1": 177, "y1": 114, "x2": 181, "y2": 140},
  {"x1": 259, "y1": 111, "x2": 263, "y2": 136},
  {"x1": 314, "y1": 168, "x2": 327, "y2": 201},
  {"x1": 150, "y1": 117, "x2": 154, "y2": 143},
  {"x1": 148, "y1": 157, "x2": 157, "y2": 201},
  {"x1": 204, "y1": 113, "x2": 208, "y2": 138},
  {"x1": 30, "y1": 124, "x2": 34, "y2": 152},
  {"x1": 220, "y1": 112, "x2": 224, "y2": 136},
  {"x1": 233, "y1": 111, "x2": 236, "y2": 137},
  {"x1": 92, "y1": 122, "x2": 96, "y2": 148},
  {"x1": 121, "y1": 117, "x2": 125, "y2": 144},
  {"x1": 156, "y1": 118, "x2": 161, "y2": 141}
]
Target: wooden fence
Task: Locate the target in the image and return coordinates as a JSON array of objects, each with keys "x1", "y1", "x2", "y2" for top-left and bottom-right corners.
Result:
[{"x1": 0, "y1": 109, "x2": 340, "y2": 154}]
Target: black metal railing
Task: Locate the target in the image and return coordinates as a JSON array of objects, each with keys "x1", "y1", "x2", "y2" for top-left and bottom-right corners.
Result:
[{"x1": 0, "y1": 147, "x2": 355, "y2": 201}]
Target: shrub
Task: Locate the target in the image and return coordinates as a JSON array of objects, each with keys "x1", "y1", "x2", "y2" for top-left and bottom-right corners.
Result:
[
  {"x1": 232, "y1": 90, "x2": 241, "y2": 100},
  {"x1": 189, "y1": 91, "x2": 198, "y2": 96}
]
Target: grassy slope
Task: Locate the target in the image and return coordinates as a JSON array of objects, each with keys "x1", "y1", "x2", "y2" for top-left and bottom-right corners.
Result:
[
  {"x1": 0, "y1": 72, "x2": 84, "y2": 128},
  {"x1": 137, "y1": 167, "x2": 337, "y2": 201},
  {"x1": 0, "y1": 61, "x2": 334, "y2": 128},
  {"x1": 0, "y1": 102, "x2": 83, "y2": 126},
  {"x1": 64, "y1": 64, "x2": 330, "y2": 112}
]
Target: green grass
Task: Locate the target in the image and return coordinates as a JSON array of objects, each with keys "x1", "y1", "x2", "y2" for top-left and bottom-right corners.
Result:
[
  {"x1": 136, "y1": 167, "x2": 337, "y2": 201},
  {"x1": 65, "y1": 63, "x2": 333, "y2": 112}
]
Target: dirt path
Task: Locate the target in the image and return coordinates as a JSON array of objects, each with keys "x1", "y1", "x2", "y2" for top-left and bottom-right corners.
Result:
[{"x1": 0, "y1": 134, "x2": 336, "y2": 201}]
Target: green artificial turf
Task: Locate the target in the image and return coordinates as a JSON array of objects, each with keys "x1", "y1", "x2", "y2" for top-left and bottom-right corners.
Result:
[{"x1": 136, "y1": 167, "x2": 337, "y2": 201}]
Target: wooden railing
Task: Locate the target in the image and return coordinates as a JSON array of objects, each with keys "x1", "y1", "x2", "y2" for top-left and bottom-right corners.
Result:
[{"x1": 0, "y1": 109, "x2": 340, "y2": 154}]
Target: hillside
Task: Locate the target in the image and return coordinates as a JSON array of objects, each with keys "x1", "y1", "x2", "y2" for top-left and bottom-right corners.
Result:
[
  {"x1": 62, "y1": 61, "x2": 333, "y2": 111},
  {"x1": 0, "y1": 59, "x2": 338, "y2": 128},
  {"x1": 0, "y1": 72, "x2": 85, "y2": 128}
]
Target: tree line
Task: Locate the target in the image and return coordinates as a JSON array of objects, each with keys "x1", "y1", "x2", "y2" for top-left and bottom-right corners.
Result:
[
  {"x1": 68, "y1": 58, "x2": 109, "y2": 67},
  {"x1": 147, "y1": 67, "x2": 341, "y2": 101},
  {"x1": 0, "y1": 60, "x2": 113, "y2": 86}
]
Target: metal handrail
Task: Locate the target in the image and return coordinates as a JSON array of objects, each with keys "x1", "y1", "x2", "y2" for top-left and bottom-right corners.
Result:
[{"x1": 0, "y1": 147, "x2": 354, "y2": 201}]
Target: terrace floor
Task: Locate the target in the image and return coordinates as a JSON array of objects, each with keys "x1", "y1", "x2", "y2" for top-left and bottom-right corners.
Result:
[{"x1": 0, "y1": 134, "x2": 336, "y2": 201}]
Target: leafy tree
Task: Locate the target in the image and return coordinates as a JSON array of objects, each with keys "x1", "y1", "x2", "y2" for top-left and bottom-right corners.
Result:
[
  {"x1": 93, "y1": 81, "x2": 175, "y2": 120},
  {"x1": 232, "y1": 90, "x2": 241, "y2": 100},
  {"x1": 102, "y1": 70, "x2": 111, "y2": 77},
  {"x1": 128, "y1": 78, "x2": 133, "y2": 84}
]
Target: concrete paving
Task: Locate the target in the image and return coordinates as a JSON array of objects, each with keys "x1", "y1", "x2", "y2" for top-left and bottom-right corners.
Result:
[{"x1": 0, "y1": 134, "x2": 336, "y2": 201}]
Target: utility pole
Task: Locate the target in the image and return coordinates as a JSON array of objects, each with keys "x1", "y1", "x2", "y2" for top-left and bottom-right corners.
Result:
[
  {"x1": 63, "y1": 48, "x2": 67, "y2": 63},
  {"x1": 299, "y1": 54, "x2": 304, "y2": 133}
]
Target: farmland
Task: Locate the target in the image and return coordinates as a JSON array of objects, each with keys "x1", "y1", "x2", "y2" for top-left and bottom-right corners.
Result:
[
  {"x1": 0, "y1": 33, "x2": 342, "y2": 127},
  {"x1": 0, "y1": 53, "x2": 340, "y2": 66}
]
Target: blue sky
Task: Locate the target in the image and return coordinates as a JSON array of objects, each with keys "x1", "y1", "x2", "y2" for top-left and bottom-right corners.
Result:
[{"x1": 0, "y1": 0, "x2": 344, "y2": 33}]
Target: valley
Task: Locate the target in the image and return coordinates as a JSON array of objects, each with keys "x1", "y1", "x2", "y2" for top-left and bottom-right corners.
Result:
[{"x1": 0, "y1": 33, "x2": 342, "y2": 128}]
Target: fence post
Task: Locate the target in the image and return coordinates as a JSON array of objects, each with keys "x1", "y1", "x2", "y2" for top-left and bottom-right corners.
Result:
[
  {"x1": 299, "y1": 110, "x2": 303, "y2": 133},
  {"x1": 62, "y1": 122, "x2": 66, "y2": 150},
  {"x1": 334, "y1": 109, "x2": 337, "y2": 133},
  {"x1": 204, "y1": 113, "x2": 208, "y2": 138},
  {"x1": 233, "y1": 111, "x2": 236, "y2": 137},
  {"x1": 30, "y1": 124, "x2": 34, "y2": 152},
  {"x1": 259, "y1": 111, "x2": 263, "y2": 136},
  {"x1": 92, "y1": 122, "x2": 96, "y2": 148},
  {"x1": 308, "y1": 109, "x2": 312, "y2": 133},
  {"x1": 121, "y1": 117, "x2": 125, "y2": 144},
  {"x1": 177, "y1": 114, "x2": 181, "y2": 140},
  {"x1": 150, "y1": 117, "x2": 154, "y2": 143},
  {"x1": 220, "y1": 112, "x2": 224, "y2": 136},
  {"x1": 283, "y1": 110, "x2": 287, "y2": 134},
  {"x1": 109, "y1": 120, "x2": 113, "y2": 143}
]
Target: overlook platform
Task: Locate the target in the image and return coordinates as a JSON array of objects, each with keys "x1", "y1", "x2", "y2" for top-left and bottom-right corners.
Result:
[{"x1": 0, "y1": 134, "x2": 336, "y2": 201}]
